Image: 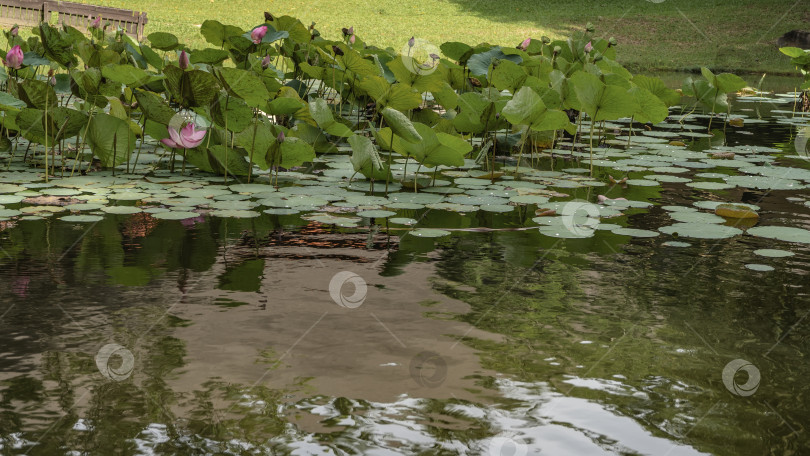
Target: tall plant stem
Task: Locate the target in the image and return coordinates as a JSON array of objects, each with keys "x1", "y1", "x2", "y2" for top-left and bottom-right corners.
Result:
[
  {"x1": 49, "y1": 119, "x2": 68, "y2": 178},
  {"x1": 626, "y1": 116, "x2": 634, "y2": 149},
  {"x1": 71, "y1": 110, "x2": 94, "y2": 177},
  {"x1": 588, "y1": 113, "x2": 597, "y2": 176},
  {"x1": 385, "y1": 126, "x2": 393, "y2": 196},
  {"x1": 247, "y1": 111, "x2": 259, "y2": 183},
  {"x1": 514, "y1": 127, "x2": 528, "y2": 175},
  {"x1": 224, "y1": 95, "x2": 230, "y2": 183},
  {"x1": 132, "y1": 115, "x2": 147, "y2": 173},
  {"x1": 44, "y1": 93, "x2": 48, "y2": 182},
  {"x1": 403, "y1": 156, "x2": 408, "y2": 183}
]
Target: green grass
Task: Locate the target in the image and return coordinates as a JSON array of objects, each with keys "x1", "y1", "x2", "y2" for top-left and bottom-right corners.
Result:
[{"x1": 68, "y1": 0, "x2": 810, "y2": 74}]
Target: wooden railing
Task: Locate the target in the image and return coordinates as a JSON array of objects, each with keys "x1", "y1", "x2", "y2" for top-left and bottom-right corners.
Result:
[{"x1": 0, "y1": 0, "x2": 148, "y2": 40}]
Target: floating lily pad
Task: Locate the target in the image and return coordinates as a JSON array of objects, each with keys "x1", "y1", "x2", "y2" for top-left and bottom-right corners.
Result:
[
  {"x1": 263, "y1": 208, "x2": 300, "y2": 215},
  {"x1": 42, "y1": 188, "x2": 82, "y2": 196},
  {"x1": 101, "y1": 206, "x2": 142, "y2": 214},
  {"x1": 659, "y1": 223, "x2": 742, "y2": 239},
  {"x1": 747, "y1": 226, "x2": 810, "y2": 244},
  {"x1": 480, "y1": 204, "x2": 514, "y2": 213},
  {"x1": 611, "y1": 228, "x2": 660, "y2": 238},
  {"x1": 357, "y1": 210, "x2": 397, "y2": 218},
  {"x1": 509, "y1": 195, "x2": 550, "y2": 205},
  {"x1": 670, "y1": 212, "x2": 725, "y2": 224},
  {"x1": 745, "y1": 264, "x2": 774, "y2": 272},
  {"x1": 389, "y1": 217, "x2": 419, "y2": 226},
  {"x1": 662, "y1": 241, "x2": 691, "y2": 247},
  {"x1": 0, "y1": 195, "x2": 25, "y2": 204},
  {"x1": 595, "y1": 223, "x2": 623, "y2": 231},
  {"x1": 109, "y1": 191, "x2": 151, "y2": 200},
  {"x1": 694, "y1": 201, "x2": 759, "y2": 211},
  {"x1": 409, "y1": 228, "x2": 450, "y2": 238},
  {"x1": 61, "y1": 215, "x2": 103, "y2": 223},
  {"x1": 22, "y1": 205, "x2": 66, "y2": 213},
  {"x1": 753, "y1": 249, "x2": 795, "y2": 258},
  {"x1": 715, "y1": 203, "x2": 758, "y2": 219}
]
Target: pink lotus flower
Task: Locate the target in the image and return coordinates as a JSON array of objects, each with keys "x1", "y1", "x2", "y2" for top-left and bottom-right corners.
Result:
[
  {"x1": 251, "y1": 25, "x2": 267, "y2": 44},
  {"x1": 90, "y1": 15, "x2": 101, "y2": 29},
  {"x1": 584, "y1": 41, "x2": 593, "y2": 53},
  {"x1": 519, "y1": 38, "x2": 531, "y2": 51},
  {"x1": 161, "y1": 123, "x2": 206, "y2": 149},
  {"x1": 597, "y1": 195, "x2": 628, "y2": 204},
  {"x1": 349, "y1": 34, "x2": 356, "y2": 45},
  {"x1": 3, "y1": 45, "x2": 23, "y2": 69},
  {"x1": 179, "y1": 50, "x2": 189, "y2": 69}
]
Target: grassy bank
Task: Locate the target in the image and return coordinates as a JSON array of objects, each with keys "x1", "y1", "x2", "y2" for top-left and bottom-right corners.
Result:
[{"x1": 70, "y1": 0, "x2": 809, "y2": 75}]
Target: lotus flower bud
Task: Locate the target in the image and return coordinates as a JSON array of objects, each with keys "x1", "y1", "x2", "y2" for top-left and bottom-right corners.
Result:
[
  {"x1": 10, "y1": 25, "x2": 18, "y2": 37},
  {"x1": 3, "y1": 45, "x2": 23, "y2": 70},
  {"x1": 90, "y1": 15, "x2": 101, "y2": 29},
  {"x1": 349, "y1": 34, "x2": 356, "y2": 45},
  {"x1": 584, "y1": 41, "x2": 593, "y2": 53},
  {"x1": 277, "y1": 131, "x2": 285, "y2": 143},
  {"x1": 408, "y1": 36, "x2": 415, "y2": 48},
  {"x1": 179, "y1": 50, "x2": 189, "y2": 69},
  {"x1": 519, "y1": 38, "x2": 531, "y2": 51},
  {"x1": 251, "y1": 25, "x2": 267, "y2": 44},
  {"x1": 261, "y1": 54, "x2": 271, "y2": 69}
]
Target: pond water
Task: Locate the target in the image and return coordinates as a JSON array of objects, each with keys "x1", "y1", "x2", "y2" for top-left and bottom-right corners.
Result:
[{"x1": 1, "y1": 74, "x2": 810, "y2": 455}]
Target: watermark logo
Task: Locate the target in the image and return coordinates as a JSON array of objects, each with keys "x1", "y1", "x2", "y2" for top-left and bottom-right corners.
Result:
[
  {"x1": 409, "y1": 351, "x2": 447, "y2": 387},
  {"x1": 95, "y1": 343, "x2": 134, "y2": 381},
  {"x1": 722, "y1": 358, "x2": 760, "y2": 397},
  {"x1": 559, "y1": 200, "x2": 601, "y2": 236},
  {"x1": 488, "y1": 436, "x2": 528, "y2": 456},
  {"x1": 329, "y1": 271, "x2": 367, "y2": 309},
  {"x1": 795, "y1": 126, "x2": 810, "y2": 160},
  {"x1": 401, "y1": 37, "x2": 441, "y2": 76}
]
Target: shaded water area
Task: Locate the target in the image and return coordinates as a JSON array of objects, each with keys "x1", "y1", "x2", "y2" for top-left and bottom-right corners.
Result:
[{"x1": 1, "y1": 75, "x2": 810, "y2": 455}]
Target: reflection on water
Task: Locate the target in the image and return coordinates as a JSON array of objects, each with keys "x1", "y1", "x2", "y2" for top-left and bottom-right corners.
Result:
[
  {"x1": 0, "y1": 202, "x2": 808, "y2": 454},
  {"x1": 2, "y1": 93, "x2": 810, "y2": 454}
]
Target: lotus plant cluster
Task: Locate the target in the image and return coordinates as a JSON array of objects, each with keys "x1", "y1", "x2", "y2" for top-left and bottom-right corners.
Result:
[{"x1": 0, "y1": 12, "x2": 758, "y2": 190}]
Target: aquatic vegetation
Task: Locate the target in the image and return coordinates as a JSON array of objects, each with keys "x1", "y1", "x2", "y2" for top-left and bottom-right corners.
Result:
[{"x1": 0, "y1": 13, "x2": 806, "y2": 267}]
